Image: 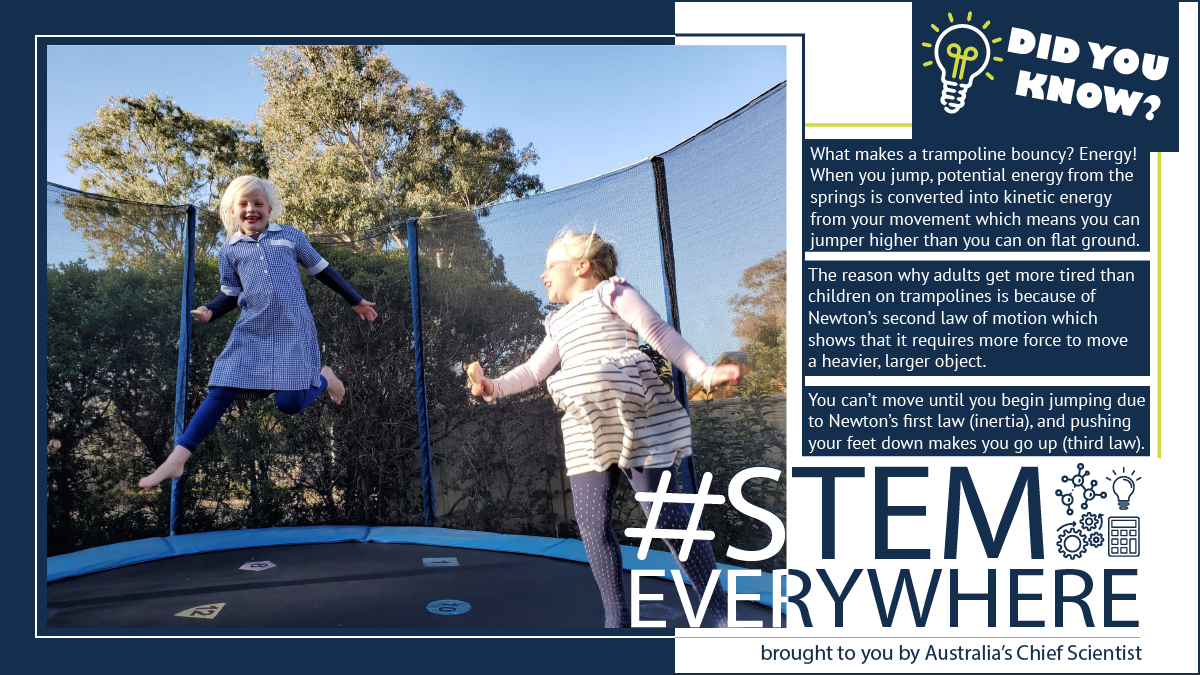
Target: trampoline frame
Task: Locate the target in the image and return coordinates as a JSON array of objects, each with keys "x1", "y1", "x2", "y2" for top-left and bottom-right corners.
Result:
[{"x1": 48, "y1": 525, "x2": 780, "y2": 612}]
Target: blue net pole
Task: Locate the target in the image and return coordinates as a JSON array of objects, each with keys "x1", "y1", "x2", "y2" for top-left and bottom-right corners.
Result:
[
  {"x1": 408, "y1": 218, "x2": 437, "y2": 526},
  {"x1": 169, "y1": 204, "x2": 197, "y2": 536},
  {"x1": 651, "y1": 156, "x2": 699, "y2": 496}
]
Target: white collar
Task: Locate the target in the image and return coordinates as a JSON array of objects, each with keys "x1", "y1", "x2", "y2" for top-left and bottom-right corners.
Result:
[{"x1": 228, "y1": 223, "x2": 282, "y2": 244}]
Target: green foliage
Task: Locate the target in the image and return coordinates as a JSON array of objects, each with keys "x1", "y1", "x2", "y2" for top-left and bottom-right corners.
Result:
[
  {"x1": 47, "y1": 260, "x2": 181, "y2": 553},
  {"x1": 406, "y1": 243, "x2": 564, "y2": 534},
  {"x1": 47, "y1": 239, "x2": 787, "y2": 562},
  {"x1": 63, "y1": 93, "x2": 266, "y2": 267},
  {"x1": 730, "y1": 251, "x2": 787, "y2": 395},
  {"x1": 47, "y1": 47, "x2": 784, "y2": 566},
  {"x1": 595, "y1": 390, "x2": 787, "y2": 569},
  {"x1": 50, "y1": 51, "x2": 555, "y2": 550},
  {"x1": 253, "y1": 45, "x2": 543, "y2": 245},
  {"x1": 742, "y1": 324, "x2": 786, "y2": 396},
  {"x1": 689, "y1": 393, "x2": 787, "y2": 571},
  {"x1": 53, "y1": 191, "x2": 193, "y2": 269},
  {"x1": 46, "y1": 228, "x2": 575, "y2": 549},
  {"x1": 730, "y1": 251, "x2": 785, "y2": 344},
  {"x1": 66, "y1": 92, "x2": 267, "y2": 207},
  {"x1": 174, "y1": 243, "x2": 562, "y2": 532}
]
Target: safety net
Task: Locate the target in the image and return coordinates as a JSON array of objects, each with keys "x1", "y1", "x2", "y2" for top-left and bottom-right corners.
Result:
[
  {"x1": 44, "y1": 82, "x2": 787, "y2": 572},
  {"x1": 46, "y1": 184, "x2": 190, "y2": 554}
]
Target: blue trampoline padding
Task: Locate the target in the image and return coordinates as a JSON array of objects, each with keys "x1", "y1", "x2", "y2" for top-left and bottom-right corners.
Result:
[
  {"x1": 47, "y1": 536, "x2": 177, "y2": 582},
  {"x1": 365, "y1": 526, "x2": 567, "y2": 556},
  {"x1": 545, "y1": 540, "x2": 700, "y2": 577},
  {"x1": 165, "y1": 525, "x2": 369, "y2": 555},
  {"x1": 49, "y1": 525, "x2": 778, "y2": 608},
  {"x1": 48, "y1": 526, "x2": 371, "y2": 581},
  {"x1": 540, "y1": 537, "x2": 588, "y2": 563}
]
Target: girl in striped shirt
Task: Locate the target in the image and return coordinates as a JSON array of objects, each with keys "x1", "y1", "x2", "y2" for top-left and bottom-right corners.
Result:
[{"x1": 468, "y1": 230, "x2": 742, "y2": 628}]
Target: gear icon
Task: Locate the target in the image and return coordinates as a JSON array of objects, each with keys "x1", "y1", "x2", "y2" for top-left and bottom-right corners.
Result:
[
  {"x1": 1057, "y1": 527, "x2": 1088, "y2": 560},
  {"x1": 1079, "y1": 512, "x2": 1103, "y2": 531},
  {"x1": 1087, "y1": 531, "x2": 1105, "y2": 548}
]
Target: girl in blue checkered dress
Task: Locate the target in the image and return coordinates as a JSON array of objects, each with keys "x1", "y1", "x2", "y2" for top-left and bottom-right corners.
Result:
[{"x1": 139, "y1": 176, "x2": 377, "y2": 488}]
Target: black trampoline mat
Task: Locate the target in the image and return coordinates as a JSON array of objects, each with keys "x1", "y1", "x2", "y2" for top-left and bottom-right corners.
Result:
[{"x1": 46, "y1": 542, "x2": 779, "y2": 630}]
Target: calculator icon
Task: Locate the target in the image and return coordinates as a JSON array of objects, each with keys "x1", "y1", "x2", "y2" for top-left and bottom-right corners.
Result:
[{"x1": 1108, "y1": 517, "x2": 1140, "y2": 557}]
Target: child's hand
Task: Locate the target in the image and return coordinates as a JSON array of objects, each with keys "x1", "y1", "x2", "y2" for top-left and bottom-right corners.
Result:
[
  {"x1": 352, "y1": 299, "x2": 378, "y2": 322},
  {"x1": 190, "y1": 307, "x2": 212, "y2": 323},
  {"x1": 466, "y1": 361, "x2": 494, "y2": 398},
  {"x1": 709, "y1": 363, "x2": 744, "y2": 389}
]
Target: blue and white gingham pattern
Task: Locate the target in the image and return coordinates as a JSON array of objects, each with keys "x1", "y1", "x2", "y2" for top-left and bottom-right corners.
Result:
[{"x1": 208, "y1": 224, "x2": 328, "y2": 391}]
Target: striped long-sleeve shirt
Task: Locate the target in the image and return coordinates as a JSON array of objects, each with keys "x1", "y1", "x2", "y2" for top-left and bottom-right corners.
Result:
[{"x1": 489, "y1": 277, "x2": 715, "y2": 475}]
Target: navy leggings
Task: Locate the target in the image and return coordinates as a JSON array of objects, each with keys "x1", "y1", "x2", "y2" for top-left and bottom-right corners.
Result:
[
  {"x1": 570, "y1": 465, "x2": 729, "y2": 628},
  {"x1": 176, "y1": 377, "x2": 328, "y2": 452}
]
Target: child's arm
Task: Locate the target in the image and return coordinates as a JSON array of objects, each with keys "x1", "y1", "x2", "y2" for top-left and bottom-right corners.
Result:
[
  {"x1": 193, "y1": 293, "x2": 237, "y2": 322},
  {"x1": 291, "y1": 227, "x2": 377, "y2": 321},
  {"x1": 476, "y1": 338, "x2": 561, "y2": 402},
  {"x1": 315, "y1": 266, "x2": 377, "y2": 321},
  {"x1": 315, "y1": 266, "x2": 364, "y2": 306},
  {"x1": 194, "y1": 248, "x2": 243, "y2": 322},
  {"x1": 602, "y1": 279, "x2": 740, "y2": 391}
]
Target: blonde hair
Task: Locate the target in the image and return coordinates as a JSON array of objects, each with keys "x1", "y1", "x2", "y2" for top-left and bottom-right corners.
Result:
[
  {"x1": 551, "y1": 227, "x2": 618, "y2": 280},
  {"x1": 219, "y1": 176, "x2": 284, "y2": 237}
]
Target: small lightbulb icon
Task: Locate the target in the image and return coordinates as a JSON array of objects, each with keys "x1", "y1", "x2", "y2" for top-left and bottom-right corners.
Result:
[
  {"x1": 933, "y1": 24, "x2": 990, "y2": 113},
  {"x1": 1107, "y1": 468, "x2": 1141, "y2": 510},
  {"x1": 1111, "y1": 475, "x2": 1136, "y2": 510}
]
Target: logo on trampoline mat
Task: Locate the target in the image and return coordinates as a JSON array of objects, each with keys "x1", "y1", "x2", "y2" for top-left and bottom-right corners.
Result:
[
  {"x1": 240, "y1": 561, "x2": 277, "y2": 572},
  {"x1": 176, "y1": 603, "x2": 226, "y2": 619},
  {"x1": 422, "y1": 557, "x2": 459, "y2": 567},
  {"x1": 427, "y1": 599, "x2": 471, "y2": 615}
]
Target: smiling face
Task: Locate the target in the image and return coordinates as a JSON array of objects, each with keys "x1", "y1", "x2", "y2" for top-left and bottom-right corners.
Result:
[
  {"x1": 543, "y1": 244, "x2": 598, "y2": 304},
  {"x1": 232, "y1": 188, "x2": 273, "y2": 235},
  {"x1": 540, "y1": 245, "x2": 574, "y2": 304}
]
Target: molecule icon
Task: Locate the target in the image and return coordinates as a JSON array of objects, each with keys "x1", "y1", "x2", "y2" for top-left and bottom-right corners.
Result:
[
  {"x1": 1054, "y1": 489, "x2": 1076, "y2": 515},
  {"x1": 1057, "y1": 462, "x2": 1108, "y2": 515}
]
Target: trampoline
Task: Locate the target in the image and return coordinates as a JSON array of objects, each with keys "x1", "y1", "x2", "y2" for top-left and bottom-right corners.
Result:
[
  {"x1": 45, "y1": 83, "x2": 789, "y2": 632},
  {"x1": 46, "y1": 526, "x2": 780, "y2": 629}
]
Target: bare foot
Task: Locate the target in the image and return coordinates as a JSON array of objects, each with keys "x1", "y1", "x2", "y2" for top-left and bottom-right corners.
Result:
[
  {"x1": 322, "y1": 366, "x2": 345, "y2": 404},
  {"x1": 139, "y1": 446, "x2": 191, "y2": 488}
]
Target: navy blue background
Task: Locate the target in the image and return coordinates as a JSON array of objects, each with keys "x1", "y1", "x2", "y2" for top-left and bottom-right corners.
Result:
[
  {"x1": 912, "y1": 0, "x2": 1179, "y2": 150},
  {"x1": 802, "y1": 386, "x2": 1151, "y2": 457},
  {"x1": 798, "y1": 1, "x2": 1173, "y2": 466},
  {"x1": 26, "y1": 0, "x2": 1184, "y2": 665},
  {"x1": 804, "y1": 261, "x2": 1149, "y2": 376},
  {"x1": 804, "y1": 142, "x2": 1150, "y2": 253}
]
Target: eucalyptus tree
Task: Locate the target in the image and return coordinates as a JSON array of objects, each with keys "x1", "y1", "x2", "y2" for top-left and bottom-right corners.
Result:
[
  {"x1": 730, "y1": 250, "x2": 786, "y2": 395},
  {"x1": 64, "y1": 93, "x2": 265, "y2": 266},
  {"x1": 252, "y1": 45, "x2": 542, "y2": 256}
]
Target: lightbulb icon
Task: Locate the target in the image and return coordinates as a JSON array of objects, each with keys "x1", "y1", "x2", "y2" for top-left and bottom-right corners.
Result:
[
  {"x1": 1107, "y1": 468, "x2": 1140, "y2": 510},
  {"x1": 933, "y1": 24, "x2": 990, "y2": 114},
  {"x1": 1111, "y1": 475, "x2": 1136, "y2": 510}
]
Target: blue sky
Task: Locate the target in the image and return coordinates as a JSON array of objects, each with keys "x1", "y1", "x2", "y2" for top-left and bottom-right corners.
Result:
[{"x1": 47, "y1": 44, "x2": 785, "y2": 192}]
